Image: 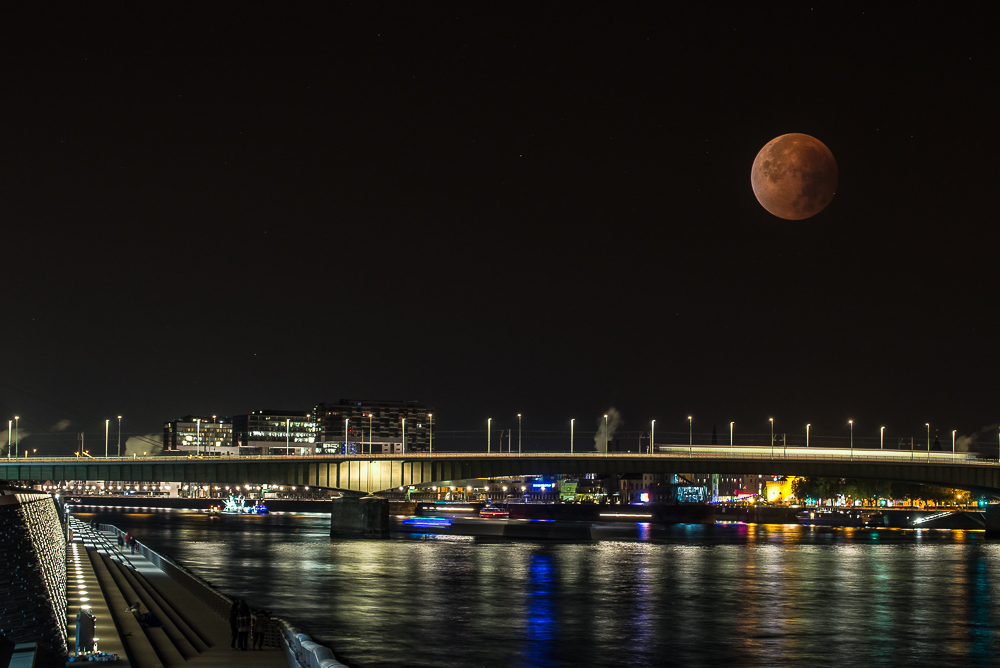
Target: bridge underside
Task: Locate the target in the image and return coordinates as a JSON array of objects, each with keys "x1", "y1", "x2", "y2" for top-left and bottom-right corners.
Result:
[{"x1": 3, "y1": 455, "x2": 1000, "y2": 497}]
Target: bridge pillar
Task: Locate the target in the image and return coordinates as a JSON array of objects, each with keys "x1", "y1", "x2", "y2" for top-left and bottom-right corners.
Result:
[
  {"x1": 330, "y1": 496, "x2": 389, "y2": 538},
  {"x1": 986, "y1": 504, "x2": 1000, "y2": 539}
]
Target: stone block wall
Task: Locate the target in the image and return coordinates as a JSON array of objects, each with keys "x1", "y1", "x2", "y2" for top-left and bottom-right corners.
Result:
[{"x1": 0, "y1": 492, "x2": 67, "y2": 665}]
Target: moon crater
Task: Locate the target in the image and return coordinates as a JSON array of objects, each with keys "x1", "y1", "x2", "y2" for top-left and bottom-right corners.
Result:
[{"x1": 752, "y1": 133, "x2": 838, "y2": 220}]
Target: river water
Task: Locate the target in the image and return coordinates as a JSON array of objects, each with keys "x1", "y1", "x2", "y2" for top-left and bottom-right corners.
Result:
[{"x1": 75, "y1": 508, "x2": 1000, "y2": 668}]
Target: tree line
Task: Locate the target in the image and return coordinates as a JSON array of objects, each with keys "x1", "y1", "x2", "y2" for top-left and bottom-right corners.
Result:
[{"x1": 790, "y1": 477, "x2": 971, "y2": 505}]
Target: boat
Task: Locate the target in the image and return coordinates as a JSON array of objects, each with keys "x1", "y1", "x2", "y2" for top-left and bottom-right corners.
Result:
[
  {"x1": 479, "y1": 503, "x2": 509, "y2": 518},
  {"x1": 798, "y1": 509, "x2": 883, "y2": 527},
  {"x1": 222, "y1": 494, "x2": 268, "y2": 515}
]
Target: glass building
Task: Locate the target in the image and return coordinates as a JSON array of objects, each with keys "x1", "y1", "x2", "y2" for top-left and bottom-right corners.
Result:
[
  {"x1": 231, "y1": 410, "x2": 317, "y2": 456},
  {"x1": 163, "y1": 416, "x2": 235, "y2": 456},
  {"x1": 313, "y1": 399, "x2": 433, "y2": 454}
]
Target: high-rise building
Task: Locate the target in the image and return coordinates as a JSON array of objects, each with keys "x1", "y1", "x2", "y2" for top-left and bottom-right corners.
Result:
[
  {"x1": 231, "y1": 410, "x2": 318, "y2": 456},
  {"x1": 163, "y1": 416, "x2": 235, "y2": 455},
  {"x1": 313, "y1": 399, "x2": 432, "y2": 454}
]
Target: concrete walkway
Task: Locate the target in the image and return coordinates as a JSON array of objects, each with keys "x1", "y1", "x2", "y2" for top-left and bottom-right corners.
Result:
[{"x1": 68, "y1": 518, "x2": 287, "y2": 668}]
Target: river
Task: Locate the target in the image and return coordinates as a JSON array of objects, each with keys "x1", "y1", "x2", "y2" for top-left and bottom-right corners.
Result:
[{"x1": 74, "y1": 508, "x2": 1000, "y2": 668}]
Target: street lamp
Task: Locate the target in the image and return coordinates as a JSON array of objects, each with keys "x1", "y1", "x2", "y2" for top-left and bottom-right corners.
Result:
[
  {"x1": 105, "y1": 419, "x2": 109, "y2": 458},
  {"x1": 926, "y1": 422, "x2": 931, "y2": 462},
  {"x1": 14, "y1": 416, "x2": 18, "y2": 456},
  {"x1": 730, "y1": 421, "x2": 734, "y2": 448},
  {"x1": 849, "y1": 420, "x2": 854, "y2": 460},
  {"x1": 769, "y1": 418, "x2": 774, "y2": 458},
  {"x1": 880, "y1": 426, "x2": 885, "y2": 450},
  {"x1": 401, "y1": 418, "x2": 406, "y2": 453},
  {"x1": 487, "y1": 418, "x2": 491, "y2": 453},
  {"x1": 7, "y1": 419, "x2": 11, "y2": 459},
  {"x1": 688, "y1": 416, "x2": 692, "y2": 448},
  {"x1": 605, "y1": 414, "x2": 609, "y2": 454},
  {"x1": 952, "y1": 429, "x2": 956, "y2": 455},
  {"x1": 428, "y1": 413, "x2": 432, "y2": 455},
  {"x1": 287, "y1": 418, "x2": 292, "y2": 453},
  {"x1": 518, "y1": 413, "x2": 522, "y2": 455},
  {"x1": 806, "y1": 424, "x2": 810, "y2": 448},
  {"x1": 651, "y1": 419, "x2": 656, "y2": 455},
  {"x1": 570, "y1": 418, "x2": 575, "y2": 454},
  {"x1": 196, "y1": 418, "x2": 201, "y2": 456},
  {"x1": 117, "y1": 416, "x2": 122, "y2": 457}
]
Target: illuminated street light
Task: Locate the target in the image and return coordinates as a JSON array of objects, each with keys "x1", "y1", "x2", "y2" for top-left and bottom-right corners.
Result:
[
  {"x1": 105, "y1": 419, "x2": 109, "y2": 458},
  {"x1": 428, "y1": 413, "x2": 432, "y2": 455},
  {"x1": 769, "y1": 418, "x2": 774, "y2": 458},
  {"x1": 117, "y1": 416, "x2": 122, "y2": 457},
  {"x1": 402, "y1": 417, "x2": 406, "y2": 453},
  {"x1": 651, "y1": 419, "x2": 656, "y2": 455},
  {"x1": 806, "y1": 424, "x2": 810, "y2": 448},
  {"x1": 14, "y1": 416, "x2": 19, "y2": 457},
  {"x1": 570, "y1": 418, "x2": 575, "y2": 454},
  {"x1": 518, "y1": 414, "x2": 522, "y2": 455},
  {"x1": 730, "y1": 421, "x2": 734, "y2": 448},
  {"x1": 688, "y1": 416, "x2": 692, "y2": 448},
  {"x1": 487, "y1": 418, "x2": 491, "y2": 453},
  {"x1": 926, "y1": 423, "x2": 931, "y2": 462},
  {"x1": 880, "y1": 426, "x2": 885, "y2": 450},
  {"x1": 849, "y1": 420, "x2": 854, "y2": 460},
  {"x1": 6, "y1": 419, "x2": 10, "y2": 460},
  {"x1": 952, "y1": 429, "x2": 957, "y2": 454},
  {"x1": 604, "y1": 414, "x2": 609, "y2": 455}
]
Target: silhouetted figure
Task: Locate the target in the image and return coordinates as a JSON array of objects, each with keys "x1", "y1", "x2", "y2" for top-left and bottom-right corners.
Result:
[{"x1": 237, "y1": 601, "x2": 251, "y2": 650}]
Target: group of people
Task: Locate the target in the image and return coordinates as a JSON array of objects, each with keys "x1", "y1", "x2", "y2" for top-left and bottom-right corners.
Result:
[
  {"x1": 117, "y1": 530, "x2": 138, "y2": 554},
  {"x1": 229, "y1": 599, "x2": 271, "y2": 651}
]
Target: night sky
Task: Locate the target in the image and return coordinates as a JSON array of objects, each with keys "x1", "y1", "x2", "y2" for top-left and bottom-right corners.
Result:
[{"x1": 2, "y1": 4, "x2": 996, "y2": 453}]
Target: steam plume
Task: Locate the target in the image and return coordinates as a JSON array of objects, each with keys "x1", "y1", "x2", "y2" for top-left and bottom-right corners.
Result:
[
  {"x1": 955, "y1": 423, "x2": 1000, "y2": 452},
  {"x1": 594, "y1": 408, "x2": 623, "y2": 452}
]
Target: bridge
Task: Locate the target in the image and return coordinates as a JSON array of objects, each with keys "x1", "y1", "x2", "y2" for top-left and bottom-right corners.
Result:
[{"x1": 3, "y1": 445, "x2": 1000, "y2": 497}]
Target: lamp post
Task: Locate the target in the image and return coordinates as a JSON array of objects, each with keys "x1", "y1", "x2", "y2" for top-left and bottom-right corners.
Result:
[
  {"x1": 651, "y1": 419, "x2": 656, "y2": 455},
  {"x1": 105, "y1": 419, "x2": 109, "y2": 458},
  {"x1": 769, "y1": 418, "x2": 774, "y2": 458},
  {"x1": 117, "y1": 416, "x2": 122, "y2": 457},
  {"x1": 880, "y1": 426, "x2": 884, "y2": 450},
  {"x1": 487, "y1": 418, "x2": 491, "y2": 454},
  {"x1": 806, "y1": 424, "x2": 810, "y2": 448},
  {"x1": 196, "y1": 418, "x2": 201, "y2": 456},
  {"x1": 7, "y1": 419, "x2": 11, "y2": 459},
  {"x1": 570, "y1": 419, "x2": 574, "y2": 454},
  {"x1": 518, "y1": 413, "x2": 522, "y2": 455},
  {"x1": 849, "y1": 420, "x2": 854, "y2": 460},
  {"x1": 730, "y1": 421, "x2": 734, "y2": 448},
  {"x1": 952, "y1": 429, "x2": 956, "y2": 455},
  {"x1": 14, "y1": 416, "x2": 18, "y2": 457},
  {"x1": 287, "y1": 418, "x2": 291, "y2": 453},
  {"x1": 688, "y1": 416, "x2": 692, "y2": 448},
  {"x1": 428, "y1": 413, "x2": 432, "y2": 455},
  {"x1": 926, "y1": 423, "x2": 931, "y2": 462},
  {"x1": 402, "y1": 418, "x2": 406, "y2": 453},
  {"x1": 604, "y1": 414, "x2": 609, "y2": 455}
]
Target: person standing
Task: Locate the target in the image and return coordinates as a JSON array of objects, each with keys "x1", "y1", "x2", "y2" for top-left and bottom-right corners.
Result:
[
  {"x1": 229, "y1": 600, "x2": 240, "y2": 650},
  {"x1": 236, "y1": 601, "x2": 251, "y2": 651},
  {"x1": 117, "y1": 533, "x2": 125, "y2": 552},
  {"x1": 252, "y1": 609, "x2": 270, "y2": 650}
]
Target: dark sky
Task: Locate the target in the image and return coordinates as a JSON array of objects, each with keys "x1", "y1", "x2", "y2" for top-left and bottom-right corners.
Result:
[{"x1": 2, "y1": 3, "x2": 996, "y2": 453}]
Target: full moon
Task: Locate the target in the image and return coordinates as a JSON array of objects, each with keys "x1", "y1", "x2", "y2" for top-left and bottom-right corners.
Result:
[{"x1": 751, "y1": 133, "x2": 838, "y2": 220}]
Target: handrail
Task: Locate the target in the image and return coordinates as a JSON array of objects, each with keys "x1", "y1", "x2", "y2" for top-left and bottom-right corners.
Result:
[{"x1": 5, "y1": 446, "x2": 998, "y2": 465}]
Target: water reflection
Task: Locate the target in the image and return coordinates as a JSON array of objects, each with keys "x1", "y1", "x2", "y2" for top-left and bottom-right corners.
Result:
[{"x1": 73, "y1": 510, "x2": 1000, "y2": 668}]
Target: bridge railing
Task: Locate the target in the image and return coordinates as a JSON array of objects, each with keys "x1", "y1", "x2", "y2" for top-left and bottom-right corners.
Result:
[{"x1": 4, "y1": 446, "x2": 997, "y2": 465}]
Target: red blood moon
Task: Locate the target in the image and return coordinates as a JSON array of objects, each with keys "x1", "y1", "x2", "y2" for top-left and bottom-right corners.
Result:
[{"x1": 751, "y1": 133, "x2": 838, "y2": 220}]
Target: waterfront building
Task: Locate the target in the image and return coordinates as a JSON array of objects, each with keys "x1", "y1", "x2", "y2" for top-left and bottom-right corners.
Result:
[
  {"x1": 313, "y1": 399, "x2": 432, "y2": 454},
  {"x1": 163, "y1": 416, "x2": 234, "y2": 455},
  {"x1": 232, "y1": 410, "x2": 317, "y2": 456}
]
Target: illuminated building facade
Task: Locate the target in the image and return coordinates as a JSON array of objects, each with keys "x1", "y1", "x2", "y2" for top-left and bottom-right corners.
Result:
[
  {"x1": 232, "y1": 410, "x2": 317, "y2": 456},
  {"x1": 163, "y1": 416, "x2": 235, "y2": 455},
  {"x1": 313, "y1": 399, "x2": 432, "y2": 454}
]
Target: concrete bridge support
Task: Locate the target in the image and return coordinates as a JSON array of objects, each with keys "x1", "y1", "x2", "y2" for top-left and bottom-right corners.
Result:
[
  {"x1": 330, "y1": 496, "x2": 389, "y2": 538},
  {"x1": 985, "y1": 504, "x2": 1000, "y2": 539}
]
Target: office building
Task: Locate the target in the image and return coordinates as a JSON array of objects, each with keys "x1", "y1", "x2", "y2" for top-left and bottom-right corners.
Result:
[
  {"x1": 313, "y1": 399, "x2": 432, "y2": 454},
  {"x1": 163, "y1": 416, "x2": 235, "y2": 456},
  {"x1": 232, "y1": 410, "x2": 317, "y2": 456}
]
